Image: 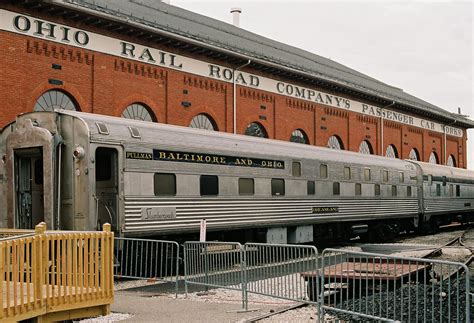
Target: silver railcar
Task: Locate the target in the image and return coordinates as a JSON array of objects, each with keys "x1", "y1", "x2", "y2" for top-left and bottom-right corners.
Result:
[{"x1": 0, "y1": 111, "x2": 472, "y2": 242}]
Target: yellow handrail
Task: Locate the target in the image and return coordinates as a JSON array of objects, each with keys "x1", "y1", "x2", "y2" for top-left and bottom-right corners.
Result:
[{"x1": 0, "y1": 223, "x2": 114, "y2": 321}]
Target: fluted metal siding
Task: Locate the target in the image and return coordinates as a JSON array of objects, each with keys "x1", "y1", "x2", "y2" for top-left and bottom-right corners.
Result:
[
  {"x1": 424, "y1": 198, "x2": 474, "y2": 214},
  {"x1": 123, "y1": 197, "x2": 419, "y2": 234}
]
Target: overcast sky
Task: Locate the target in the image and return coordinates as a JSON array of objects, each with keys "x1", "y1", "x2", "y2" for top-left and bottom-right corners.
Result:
[{"x1": 173, "y1": 0, "x2": 473, "y2": 169}]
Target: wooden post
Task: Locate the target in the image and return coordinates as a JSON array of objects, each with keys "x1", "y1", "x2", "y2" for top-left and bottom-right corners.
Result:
[
  {"x1": 34, "y1": 223, "x2": 45, "y2": 305},
  {"x1": 102, "y1": 223, "x2": 111, "y2": 232}
]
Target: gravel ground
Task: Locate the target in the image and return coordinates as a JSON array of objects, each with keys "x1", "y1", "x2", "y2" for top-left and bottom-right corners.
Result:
[
  {"x1": 394, "y1": 228, "x2": 466, "y2": 246},
  {"x1": 75, "y1": 313, "x2": 133, "y2": 322}
]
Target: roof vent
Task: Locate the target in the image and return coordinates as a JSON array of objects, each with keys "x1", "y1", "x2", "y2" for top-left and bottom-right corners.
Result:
[
  {"x1": 96, "y1": 122, "x2": 109, "y2": 135},
  {"x1": 129, "y1": 126, "x2": 141, "y2": 139},
  {"x1": 231, "y1": 7, "x2": 242, "y2": 27}
]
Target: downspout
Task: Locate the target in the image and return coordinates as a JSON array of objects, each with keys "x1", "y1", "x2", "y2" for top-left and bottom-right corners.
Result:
[
  {"x1": 444, "y1": 119, "x2": 456, "y2": 165},
  {"x1": 380, "y1": 101, "x2": 396, "y2": 156},
  {"x1": 233, "y1": 60, "x2": 251, "y2": 134}
]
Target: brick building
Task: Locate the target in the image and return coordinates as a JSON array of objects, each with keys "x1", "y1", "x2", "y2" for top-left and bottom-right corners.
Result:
[{"x1": 1, "y1": 0, "x2": 472, "y2": 167}]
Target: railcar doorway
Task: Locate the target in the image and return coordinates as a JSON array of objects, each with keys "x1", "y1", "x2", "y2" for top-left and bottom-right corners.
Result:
[
  {"x1": 95, "y1": 147, "x2": 119, "y2": 233},
  {"x1": 14, "y1": 148, "x2": 44, "y2": 229}
]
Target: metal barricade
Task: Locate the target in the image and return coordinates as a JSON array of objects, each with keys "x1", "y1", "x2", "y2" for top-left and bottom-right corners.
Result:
[
  {"x1": 244, "y1": 243, "x2": 318, "y2": 304},
  {"x1": 183, "y1": 242, "x2": 246, "y2": 308},
  {"x1": 114, "y1": 237, "x2": 180, "y2": 295},
  {"x1": 319, "y1": 248, "x2": 471, "y2": 323}
]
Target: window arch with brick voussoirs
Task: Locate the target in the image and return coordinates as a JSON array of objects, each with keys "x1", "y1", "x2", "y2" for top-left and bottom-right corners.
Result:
[
  {"x1": 34, "y1": 90, "x2": 79, "y2": 112},
  {"x1": 121, "y1": 103, "x2": 156, "y2": 122}
]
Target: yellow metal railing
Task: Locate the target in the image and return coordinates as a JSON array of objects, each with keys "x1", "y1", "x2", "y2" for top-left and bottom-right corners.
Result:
[{"x1": 0, "y1": 223, "x2": 114, "y2": 322}]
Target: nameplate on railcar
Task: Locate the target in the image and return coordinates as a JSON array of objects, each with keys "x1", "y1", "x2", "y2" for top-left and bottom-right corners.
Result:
[
  {"x1": 126, "y1": 152, "x2": 153, "y2": 160},
  {"x1": 137, "y1": 149, "x2": 285, "y2": 169},
  {"x1": 312, "y1": 207, "x2": 339, "y2": 214},
  {"x1": 141, "y1": 207, "x2": 176, "y2": 220}
]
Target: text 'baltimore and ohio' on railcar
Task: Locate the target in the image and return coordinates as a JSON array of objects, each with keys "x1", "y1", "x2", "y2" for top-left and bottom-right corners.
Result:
[{"x1": 0, "y1": 110, "x2": 473, "y2": 243}]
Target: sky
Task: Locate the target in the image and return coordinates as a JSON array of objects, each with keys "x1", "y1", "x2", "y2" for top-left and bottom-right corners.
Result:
[{"x1": 172, "y1": 0, "x2": 474, "y2": 169}]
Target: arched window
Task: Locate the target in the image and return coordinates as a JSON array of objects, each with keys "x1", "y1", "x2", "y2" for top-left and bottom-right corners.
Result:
[
  {"x1": 409, "y1": 148, "x2": 420, "y2": 161},
  {"x1": 290, "y1": 129, "x2": 309, "y2": 144},
  {"x1": 327, "y1": 135, "x2": 344, "y2": 150},
  {"x1": 34, "y1": 90, "x2": 78, "y2": 111},
  {"x1": 245, "y1": 122, "x2": 268, "y2": 138},
  {"x1": 121, "y1": 103, "x2": 156, "y2": 122},
  {"x1": 358, "y1": 140, "x2": 373, "y2": 154},
  {"x1": 447, "y1": 154, "x2": 456, "y2": 167},
  {"x1": 385, "y1": 144, "x2": 398, "y2": 158},
  {"x1": 189, "y1": 114, "x2": 217, "y2": 131},
  {"x1": 429, "y1": 151, "x2": 439, "y2": 164}
]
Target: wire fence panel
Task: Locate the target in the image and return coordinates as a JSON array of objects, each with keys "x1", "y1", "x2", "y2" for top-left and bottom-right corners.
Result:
[
  {"x1": 319, "y1": 248, "x2": 471, "y2": 323},
  {"x1": 183, "y1": 242, "x2": 244, "y2": 290},
  {"x1": 244, "y1": 243, "x2": 318, "y2": 304},
  {"x1": 114, "y1": 237, "x2": 180, "y2": 293}
]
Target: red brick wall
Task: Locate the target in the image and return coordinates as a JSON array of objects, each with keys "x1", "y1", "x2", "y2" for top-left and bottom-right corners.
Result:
[{"x1": 0, "y1": 4, "x2": 468, "y2": 167}]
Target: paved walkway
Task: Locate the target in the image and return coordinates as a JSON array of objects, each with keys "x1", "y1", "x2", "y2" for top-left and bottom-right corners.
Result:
[{"x1": 112, "y1": 291, "x2": 276, "y2": 323}]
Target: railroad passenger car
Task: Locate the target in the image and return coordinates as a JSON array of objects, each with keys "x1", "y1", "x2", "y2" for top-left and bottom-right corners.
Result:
[{"x1": 0, "y1": 111, "x2": 472, "y2": 243}]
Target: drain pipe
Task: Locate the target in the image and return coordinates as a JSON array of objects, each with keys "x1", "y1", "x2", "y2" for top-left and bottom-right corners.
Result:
[
  {"x1": 233, "y1": 60, "x2": 251, "y2": 134},
  {"x1": 444, "y1": 119, "x2": 456, "y2": 165},
  {"x1": 380, "y1": 101, "x2": 396, "y2": 156}
]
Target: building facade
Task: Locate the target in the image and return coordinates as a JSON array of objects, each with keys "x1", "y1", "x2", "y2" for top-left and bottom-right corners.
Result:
[{"x1": 1, "y1": 0, "x2": 472, "y2": 167}]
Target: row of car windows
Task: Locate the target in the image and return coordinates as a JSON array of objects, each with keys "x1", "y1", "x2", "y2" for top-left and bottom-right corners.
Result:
[
  {"x1": 153, "y1": 173, "x2": 427, "y2": 197},
  {"x1": 292, "y1": 162, "x2": 405, "y2": 183}
]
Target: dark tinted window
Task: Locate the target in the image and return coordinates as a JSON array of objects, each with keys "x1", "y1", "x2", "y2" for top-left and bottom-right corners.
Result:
[
  {"x1": 292, "y1": 162, "x2": 301, "y2": 177},
  {"x1": 456, "y1": 185, "x2": 461, "y2": 197},
  {"x1": 392, "y1": 185, "x2": 397, "y2": 197},
  {"x1": 355, "y1": 183, "x2": 362, "y2": 196},
  {"x1": 382, "y1": 170, "x2": 389, "y2": 182},
  {"x1": 34, "y1": 159, "x2": 43, "y2": 185},
  {"x1": 364, "y1": 168, "x2": 371, "y2": 181},
  {"x1": 333, "y1": 182, "x2": 340, "y2": 196},
  {"x1": 407, "y1": 186, "x2": 412, "y2": 197},
  {"x1": 239, "y1": 178, "x2": 254, "y2": 195},
  {"x1": 154, "y1": 173, "x2": 176, "y2": 196},
  {"x1": 200, "y1": 175, "x2": 219, "y2": 196},
  {"x1": 320, "y1": 164, "x2": 328, "y2": 179},
  {"x1": 344, "y1": 167, "x2": 351, "y2": 180},
  {"x1": 271, "y1": 178, "x2": 285, "y2": 196},
  {"x1": 375, "y1": 184, "x2": 381, "y2": 196},
  {"x1": 96, "y1": 148, "x2": 112, "y2": 181},
  {"x1": 436, "y1": 184, "x2": 441, "y2": 197},
  {"x1": 307, "y1": 181, "x2": 315, "y2": 195}
]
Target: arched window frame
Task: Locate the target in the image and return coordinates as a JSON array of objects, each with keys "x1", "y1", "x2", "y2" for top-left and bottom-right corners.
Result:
[
  {"x1": 34, "y1": 90, "x2": 79, "y2": 112},
  {"x1": 429, "y1": 151, "x2": 439, "y2": 164},
  {"x1": 121, "y1": 103, "x2": 157, "y2": 122},
  {"x1": 244, "y1": 122, "x2": 268, "y2": 138},
  {"x1": 447, "y1": 154, "x2": 456, "y2": 167},
  {"x1": 385, "y1": 144, "x2": 398, "y2": 158},
  {"x1": 358, "y1": 140, "x2": 373, "y2": 155},
  {"x1": 290, "y1": 129, "x2": 309, "y2": 144},
  {"x1": 409, "y1": 148, "x2": 420, "y2": 161},
  {"x1": 327, "y1": 135, "x2": 344, "y2": 150},
  {"x1": 189, "y1": 113, "x2": 218, "y2": 131}
]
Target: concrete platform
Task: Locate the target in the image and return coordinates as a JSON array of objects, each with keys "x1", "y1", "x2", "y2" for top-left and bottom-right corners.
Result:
[{"x1": 112, "y1": 291, "x2": 277, "y2": 323}]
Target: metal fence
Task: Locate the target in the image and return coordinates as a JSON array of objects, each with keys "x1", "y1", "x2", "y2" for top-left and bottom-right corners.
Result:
[
  {"x1": 319, "y1": 248, "x2": 471, "y2": 323},
  {"x1": 114, "y1": 237, "x2": 180, "y2": 294},
  {"x1": 183, "y1": 242, "x2": 319, "y2": 310},
  {"x1": 244, "y1": 243, "x2": 318, "y2": 304}
]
